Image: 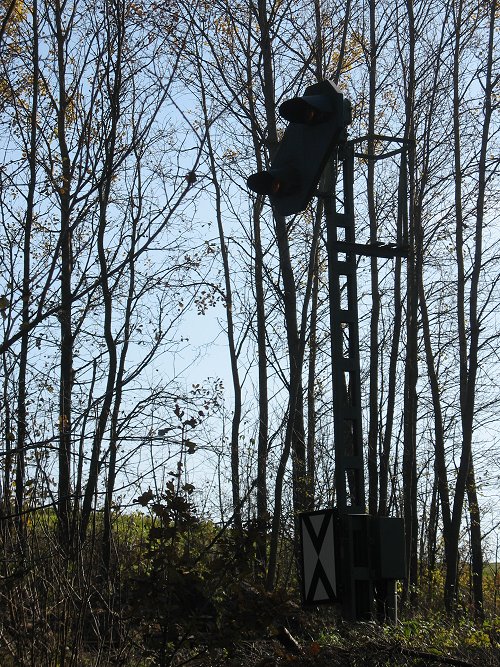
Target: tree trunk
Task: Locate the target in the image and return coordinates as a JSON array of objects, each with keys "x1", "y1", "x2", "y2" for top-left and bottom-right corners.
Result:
[
  {"x1": 306, "y1": 254, "x2": 319, "y2": 506},
  {"x1": 367, "y1": 0, "x2": 379, "y2": 517},
  {"x1": 378, "y1": 151, "x2": 405, "y2": 515},
  {"x1": 55, "y1": 0, "x2": 74, "y2": 551},
  {"x1": 256, "y1": 0, "x2": 307, "y2": 586},
  {"x1": 15, "y1": 0, "x2": 39, "y2": 542},
  {"x1": 79, "y1": 6, "x2": 124, "y2": 542},
  {"x1": 467, "y1": 457, "x2": 484, "y2": 621},
  {"x1": 201, "y1": 84, "x2": 243, "y2": 533},
  {"x1": 402, "y1": 0, "x2": 418, "y2": 604},
  {"x1": 253, "y1": 199, "x2": 269, "y2": 571}
]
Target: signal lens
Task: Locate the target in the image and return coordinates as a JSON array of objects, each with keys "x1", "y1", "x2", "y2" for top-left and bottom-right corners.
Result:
[{"x1": 271, "y1": 178, "x2": 283, "y2": 194}]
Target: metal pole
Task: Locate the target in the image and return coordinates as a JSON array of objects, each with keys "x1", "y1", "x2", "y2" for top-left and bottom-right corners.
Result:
[
  {"x1": 325, "y1": 144, "x2": 372, "y2": 621},
  {"x1": 325, "y1": 145, "x2": 366, "y2": 516}
]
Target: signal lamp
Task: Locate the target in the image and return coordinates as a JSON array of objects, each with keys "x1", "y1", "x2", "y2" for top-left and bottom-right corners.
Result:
[{"x1": 247, "y1": 80, "x2": 351, "y2": 216}]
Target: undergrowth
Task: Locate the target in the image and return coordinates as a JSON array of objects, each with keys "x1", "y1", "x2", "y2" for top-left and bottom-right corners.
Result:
[{"x1": 1, "y1": 486, "x2": 499, "y2": 666}]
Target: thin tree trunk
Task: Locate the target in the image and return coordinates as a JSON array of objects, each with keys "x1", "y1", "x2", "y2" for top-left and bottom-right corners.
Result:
[
  {"x1": 15, "y1": 0, "x2": 38, "y2": 542},
  {"x1": 55, "y1": 0, "x2": 74, "y2": 550},
  {"x1": 444, "y1": 0, "x2": 494, "y2": 615},
  {"x1": 467, "y1": 456, "x2": 484, "y2": 620},
  {"x1": 427, "y1": 471, "x2": 439, "y2": 575},
  {"x1": 102, "y1": 150, "x2": 141, "y2": 577},
  {"x1": 463, "y1": 0, "x2": 495, "y2": 620},
  {"x1": 455, "y1": 0, "x2": 495, "y2": 618},
  {"x1": 256, "y1": 0, "x2": 306, "y2": 587},
  {"x1": 266, "y1": 414, "x2": 291, "y2": 591},
  {"x1": 1, "y1": 354, "x2": 12, "y2": 522},
  {"x1": 245, "y1": 32, "x2": 269, "y2": 573},
  {"x1": 200, "y1": 81, "x2": 243, "y2": 533},
  {"x1": 253, "y1": 199, "x2": 269, "y2": 571},
  {"x1": 306, "y1": 255, "x2": 319, "y2": 506},
  {"x1": 379, "y1": 151, "x2": 405, "y2": 515},
  {"x1": 419, "y1": 268, "x2": 454, "y2": 577},
  {"x1": 367, "y1": 0, "x2": 379, "y2": 517},
  {"x1": 445, "y1": 0, "x2": 467, "y2": 613},
  {"x1": 402, "y1": 0, "x2": 418, "y2": 604},
  {"x1": 80, "y1": 4, "x2": 124, "y2": 542}
]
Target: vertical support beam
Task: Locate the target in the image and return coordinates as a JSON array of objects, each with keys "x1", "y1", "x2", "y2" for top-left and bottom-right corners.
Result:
[
  {"x1": 325, "y1": 143, "x2": 372, "y2": 620},
  {"x1": 326, "y1": 144, "x2": 365, "y2": 515},
  {"x1": 320, "y1": 135, "x2": 411, "y2": 621}
]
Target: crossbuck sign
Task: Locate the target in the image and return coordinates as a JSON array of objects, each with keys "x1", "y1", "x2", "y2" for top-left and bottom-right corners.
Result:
[{"x1": 299, "y1": 509, "x2": 338, "y2": 604}]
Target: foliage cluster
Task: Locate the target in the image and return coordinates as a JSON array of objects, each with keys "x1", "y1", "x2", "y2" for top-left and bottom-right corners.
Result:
[{"x1": 1, "y1": 493, "x2": 499, "y2": 665}]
